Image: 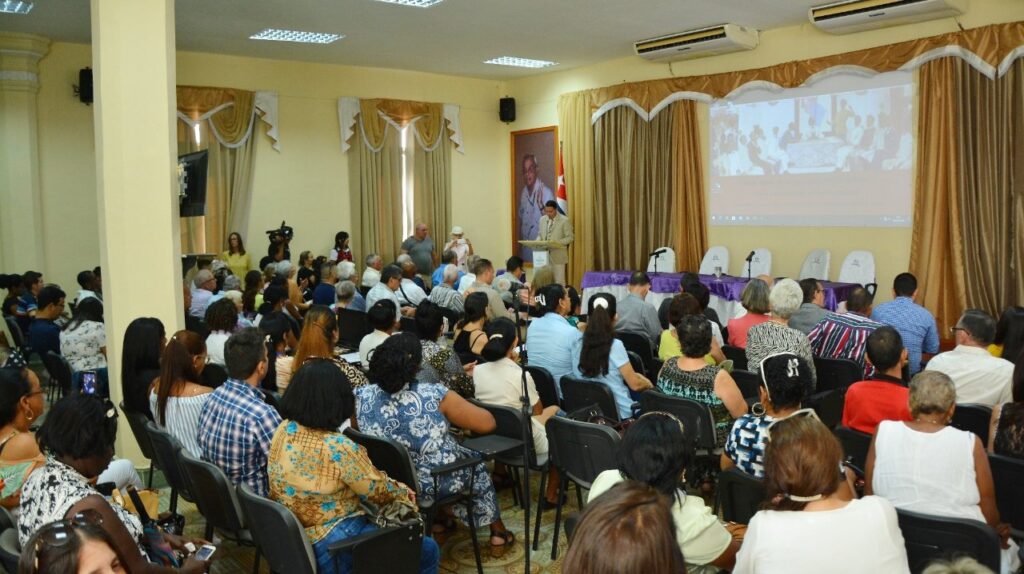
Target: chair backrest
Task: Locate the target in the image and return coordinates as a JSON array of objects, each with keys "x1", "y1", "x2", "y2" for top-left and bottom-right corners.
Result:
[
  {"x1": 178, "y1": 449, "x2": 246, "y2": 533},
  {"x1": 469, "y1": 400, "x2": 538, "y2": 466},
  {"x1": 545, "y1": 416, "x2": 620, "y2": 489},
  {"x1": 3, "y1": 317, "x2": 25, "y2": 351},
  {"x1": 837, "y1": 250, "x2": 876, "y2": 286},
  {"x1": 524, "y1": 365, "x2": 561, "y2": 409},
  {"x1": 143, "y1": 422, "x2": 195, "y2": 501},
  {"x1": 951, "y1": 403, "x2": 992, "y2": 446},
  {"x1": 988, "y1": 453, "x2": 1024, "y2": 532},
  {"x1": 834, "y1": 426, "x2": 872, "y2": 472},
  {"x1": 798, "y1": 249, "x2": 831, "y2": 281},
  {"x1": 896, "y1": 508, "x2": 1001, "y2": 574},
  {"x1": 236, "y1": 484, "x2": 316, "y2": 574},
  {"x1": 812, "y1": 356, "x2": 863, "y2": 393},
  {"x1": 638, "y1": 391, "x2": 717, "y2": 451},
  {"x1": 717, "y1": 468, "x2": 766, "y2": 524},
  {"x1": 560, "y1": 376, "x2": 620, "y2": 423},
  {"x1": 699, "y1": 246, "x2": 730, "y2": 275},
  {"x1": 646, "y1": 247, "x2": 676, "y2": 273},
  {"x1": 563, "y1": 512, "x2": 581, "y2": 545},
  {"x1": 616, "y1": 332, "x2": 656, "y2": 377},
  {"x1": 343, "y1": 428, "x2": 420, "y2": 494},
  {"x1": 0, "y1": 527, "x2": 20, "y2": 574},
  {"x1": 721, "y1": 345, "x2": 748, "y2": 371},
  {"x1": 42, "y1": 351, "x2": 73, "y2": 391},
  {"x1": 119, "y1": 402, "x2": 156, "y2": 462},
  {"x1": 346, "y1": 522, "x2": 425, "y2": 574},
  {"x1": 730, "y1": 369, "x2": 761, "y2": 399},
  {"x1": 746, "y1": 248, "x2": 772, "y2": 277},
  {"x1": 804, "y1": 387, "x2": 847, "y2": 430},
  {"x1": 337, "y1": 308, "x2": 371, "y2": 349},
  {"x1": 200, "y1": 363, "x2": 229, "y2": 389}
]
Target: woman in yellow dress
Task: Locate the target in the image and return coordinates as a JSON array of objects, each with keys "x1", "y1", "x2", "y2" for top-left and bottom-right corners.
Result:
[{"x1": 219, "y1": 231, "x2": 251, "y2": 279}]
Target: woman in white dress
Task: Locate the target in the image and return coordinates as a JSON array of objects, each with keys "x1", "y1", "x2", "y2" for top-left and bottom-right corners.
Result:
[
  {"x1": 867, "y1": 371, "x2": 1019, "y2": 574},
  {"x1": 149, "y1": 330, "x2": 213, "y2": 458}
]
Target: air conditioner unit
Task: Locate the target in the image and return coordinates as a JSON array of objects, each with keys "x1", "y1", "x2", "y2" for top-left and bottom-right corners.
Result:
[
  {"x1": 634, "y1": 24, "x2": 759, "y2": 62},
  {"x1": 809, "y1": 0, "x2": 967, "y2": 34}
]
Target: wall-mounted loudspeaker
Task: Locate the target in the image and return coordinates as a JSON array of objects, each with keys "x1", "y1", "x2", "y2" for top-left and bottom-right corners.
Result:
[
  {"x1": 76, "y1": 68, "x2": 93, "y2": 105},
  {"x1": 499, "y1": 97, "x2": 515, "y2": 123}
]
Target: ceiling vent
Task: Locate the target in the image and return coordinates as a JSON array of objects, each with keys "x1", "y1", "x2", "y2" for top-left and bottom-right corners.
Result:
[
  {"x1": 809, "y1": 0, "x2": 967, "y2": 34},
  {"x1": 634, "y1": 24, "x2": 759, "y2": 62}
]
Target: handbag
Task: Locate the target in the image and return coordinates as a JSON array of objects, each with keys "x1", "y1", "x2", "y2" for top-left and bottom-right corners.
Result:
[{"x1": 365, "y1": 498, "x2": 421, "y2": 529}]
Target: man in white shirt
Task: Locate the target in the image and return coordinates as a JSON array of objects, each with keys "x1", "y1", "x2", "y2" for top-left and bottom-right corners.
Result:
[
  {"x1": 365, "y1": 265, "x2": 412, "y2": 322},
  {"x1": 359, "y1": 299, "x2": 398, "y2": 365},
  {"x1": 469, "y1": 258, "x2": 508, "y2": 320},
  {"x1": 361, "y1": 253, "x2": 383, "y2": 288},
  {"x1": 615, "y1": 271, "x2": 662, "y2": 348},
  {"x1": 396, "y1": 259, "x2": 427, "y2": 307},
  {"x1": 925, "y1": 309, "x2": 1014, "y2": 406}
]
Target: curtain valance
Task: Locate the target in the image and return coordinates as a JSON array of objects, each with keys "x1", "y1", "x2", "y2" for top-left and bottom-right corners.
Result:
[
  {"x1": 176, "y1": 86, "x2": 280, "y2": 151},
  {"x1": 338, "y1": 97, "x2": 464, "y2": 153},
  {"x1": 574, "y1": 21, "x2": 1024, "y2": 124}
]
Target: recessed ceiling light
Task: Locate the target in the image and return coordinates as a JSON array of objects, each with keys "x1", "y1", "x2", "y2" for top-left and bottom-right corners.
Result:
[
  {"x1": 0, "y1": 1, "x2": 33, "y2": 14},
  {"x1": 484, "y1": 56, "x2": 559, "y2": 69},
  {"x1": 374, "y1": 0, "x2": 445, "y2": 7},
  {"x1": 249, "y1": 29, "x2": 343, "y2": 44}
]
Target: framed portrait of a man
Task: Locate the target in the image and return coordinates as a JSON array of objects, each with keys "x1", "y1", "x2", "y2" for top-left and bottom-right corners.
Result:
[{"x1": 511, "y1": 126, "x2": 557, "y2": 264}]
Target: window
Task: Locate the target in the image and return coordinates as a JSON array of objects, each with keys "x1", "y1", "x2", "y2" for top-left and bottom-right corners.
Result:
[{"x1": 400, "y1": 125, "x2": 415, "y2": 238}]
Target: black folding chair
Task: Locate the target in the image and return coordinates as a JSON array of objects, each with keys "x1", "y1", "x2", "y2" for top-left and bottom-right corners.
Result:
[
  {"x1": 616, "y1": 332, "x2": 657, "y2": 378},
  {"x1": 544, "y1": 416, "x2": 620, "y2": 559},
  {"x1": 3, "y1": 317, "x2": 28, "y2": 357},
  {"x1": 200, "y1": 363, "x2": 229, "y2": 389},
  {"x1": 337, "y1": 308, "x2": 371, "y2": 349},
  {"x1": 988, "y1": 453, "x2": 1024, "y2": 537},
  {"x1": 525, "y1": 365, "x2": 561, "y2": 409},
  {"x1": 563, "y1": 512, "x2": 581, "y2": 545},
  {"x1": 639, "y1": 391, "x2": 718, "y2": 453},
  {"x1": 0, "y1": 528, "x2": 19, "y2": 574},
  {"x1": 716, "y1": 468, "x2": 766, "y2": 524},
  {"x1": 804, "y1": 387, "x2": 848, "y2": 430},
  {"x1": 731, "y1": 369, "x2": 762, "y2": 399},
  {"x1": 560, "y1": 376, "x2": 621, "y2": 423},
  {"x1": 722, "y1": 344, "x2": 748, "y2": 371},
  {"x1": 813, "y1": 356, "x2": 863, "y2": 393},
  {"x1": 464, "y1": 400, "x2": 541, "y2": 516},
  {"x1": 896, "y1": 508, "x2": 1001, "y2": 574},
  {"x1": 119, "y1": 402, "x2": 157, "y2": 488},
  {"x1": 143, "y1": 422, "x2": 196, "y2": 514},
  {"x1": 40, "y1": 350, "x2": 72, "y2": 401},
  {"x1": 834, "y1": 426, "x2": 872, "y2": 473},
  {"x1": 951, "y1": 403, "x2": 993, "y2": 446}
]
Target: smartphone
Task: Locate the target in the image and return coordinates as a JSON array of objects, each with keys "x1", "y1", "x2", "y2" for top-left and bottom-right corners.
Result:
[
  {"x1": 81, "y1": 371, "x2": 97, "y2": 395},
  {"x1": 194, "y1": 545, "x2": 216, "y2": 561}
]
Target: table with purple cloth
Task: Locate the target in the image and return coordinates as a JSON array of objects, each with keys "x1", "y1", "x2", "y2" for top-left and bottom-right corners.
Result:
[{"x1": 580, "y1": 271, "x2": 859, "y2": 321}]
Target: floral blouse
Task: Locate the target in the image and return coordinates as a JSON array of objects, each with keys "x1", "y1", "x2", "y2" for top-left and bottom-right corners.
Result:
[
  {"x1": 268, "y1": 421, "x2": 413, "y2": 543},
  {"x1": 420, "y1": 339, "x2": 474, "y2": 398},
  {"x1": 59, "y1": 320, "x2": 107, "y2": 372}
]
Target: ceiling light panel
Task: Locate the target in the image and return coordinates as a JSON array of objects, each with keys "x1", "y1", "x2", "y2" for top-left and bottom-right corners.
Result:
[
  {"x1": 0, "y1": 1, "x2": 33, "y2": 14},
  {"x1": 484, "y1": 56, "x2": 559, "y2": 69},
  {"x1": 249, "y1": 29, "x2": 343, "y2": 44},
  {"x1": 374, "y1": 0, "x2": 445, "y2": 7}
]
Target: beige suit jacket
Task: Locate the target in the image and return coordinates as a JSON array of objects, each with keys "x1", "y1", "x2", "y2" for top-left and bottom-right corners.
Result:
[{"x1": 536, "y1": 214, "x2": 574, "y2": 265}]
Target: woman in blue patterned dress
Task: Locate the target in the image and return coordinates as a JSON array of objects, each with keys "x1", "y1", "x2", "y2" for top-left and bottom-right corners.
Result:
[{"x1": 355, "y1": 332, "x2": 516, "y2": 555}]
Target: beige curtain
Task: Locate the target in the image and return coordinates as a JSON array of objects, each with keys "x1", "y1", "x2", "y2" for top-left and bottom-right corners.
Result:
[
  {"x1": 670, "y1": 101, "x2": 708, "y2": 271},
  {"x1": 348, "y1": 125, "x2": 402, "y2": 266},
  {"x1": 413, "y1": 136, "x2": 452, "y2": 246},
  {"x1": 558, "y1": 92, "x2": 596, "y2": 287}
]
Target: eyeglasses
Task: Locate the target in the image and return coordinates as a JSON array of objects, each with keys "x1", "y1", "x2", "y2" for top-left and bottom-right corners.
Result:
[
  {"x1": 33, "y1": 509, "x2": 104, "y2": 556},
  {"x1": 763, "y1": 408, "x2": 821, "y2": 442},
  {"x1": 949, "y1": 326, "x2": 969, "y2": 335}
]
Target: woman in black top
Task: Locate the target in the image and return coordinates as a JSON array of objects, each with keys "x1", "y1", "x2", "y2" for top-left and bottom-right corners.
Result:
[
  {"x1": 452, "y1": 292, "x2": 489, "y2": 365},
  {"x1": 119, "y1": 317, "x2": 165, "y2": 419}
]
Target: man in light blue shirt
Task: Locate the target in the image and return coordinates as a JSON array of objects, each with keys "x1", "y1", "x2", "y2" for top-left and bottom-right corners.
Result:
[
  {"x1": 526, "y1": 286, "x2": 582, "y2": 398},
  {"x1": 871, "y1": 273, "x2": 939, "y2": 376}
]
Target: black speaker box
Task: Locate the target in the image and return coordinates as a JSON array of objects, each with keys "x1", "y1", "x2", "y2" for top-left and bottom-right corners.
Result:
[
  {"x1": 499, "y1": 97, "x2": 515, "y2": 123},
  {"x1": 78, "y1": 68, "x2": 93, "y2": 104}
]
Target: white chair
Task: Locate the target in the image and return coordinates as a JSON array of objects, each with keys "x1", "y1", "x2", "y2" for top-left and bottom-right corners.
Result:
[
  {"x1": 744, "y1": 248, "x2": 772, "y2": 278},
  {"x1": 838, "y1": 250, "x2": 876, "y2": 286},
  {"x1": 699, "y1": 246, "x2": 730, "y2": 276},
  {"x1": 799, "y1": 249, "x2": 831, "y2": 280},
  {"x1": 647, "y1": 247, "x2": 676, "y2": 274}
]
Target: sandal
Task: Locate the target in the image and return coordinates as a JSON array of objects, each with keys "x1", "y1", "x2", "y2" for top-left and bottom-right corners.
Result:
[{"x1": 489, "y1": 530, "x2": 515, "y2": 558}]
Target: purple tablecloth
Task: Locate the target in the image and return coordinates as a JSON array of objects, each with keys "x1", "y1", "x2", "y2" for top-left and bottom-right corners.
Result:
[{"x1": 581, "y1": 271, "x2": 859, "y2": 311}]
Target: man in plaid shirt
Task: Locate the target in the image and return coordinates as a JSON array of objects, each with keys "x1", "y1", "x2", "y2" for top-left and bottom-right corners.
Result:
[
  {"x1": 198, "y1": 328, "x2": 281, "y2": 496},
  {"x1": 808, "y1": 286, "x2": 884, "y2": 378}
]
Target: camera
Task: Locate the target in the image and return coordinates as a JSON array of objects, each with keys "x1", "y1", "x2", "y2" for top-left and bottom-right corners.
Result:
[{"x1": 266, "y1": 221, "x2": 294, "y2": 242}]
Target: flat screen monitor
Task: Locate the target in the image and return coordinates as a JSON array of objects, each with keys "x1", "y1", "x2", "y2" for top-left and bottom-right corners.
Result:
[{"x1": 178, "y1": 150, "x2": 208, "y2": 218}]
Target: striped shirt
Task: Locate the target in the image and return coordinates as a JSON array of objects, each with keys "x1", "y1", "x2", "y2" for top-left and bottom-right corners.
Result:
[
  {"x1": 428, "y1": 283, "x2": 464, "y2": 315},
  {"x1": 746, "y1": 321, "x2": 818, "y2": 392},
  {"x1": 871, "y1": 297, "x2": 939, "y2": 376},
  {"x1": 150, "y1": 391, "x2": 211, "y2": 458},
  {"x1": 808, "y1": 312, "x2": 884, "y2": 378}
]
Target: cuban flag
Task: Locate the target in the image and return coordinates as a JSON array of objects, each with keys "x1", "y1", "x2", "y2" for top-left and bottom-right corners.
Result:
[{"x1": 556, "y1": 146, "x2": 568, "y2": 215}]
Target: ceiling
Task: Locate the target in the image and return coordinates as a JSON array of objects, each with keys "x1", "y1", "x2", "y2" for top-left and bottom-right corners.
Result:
[{"x1": 1, "y1": 0, "x2": 821, "y2": 79}]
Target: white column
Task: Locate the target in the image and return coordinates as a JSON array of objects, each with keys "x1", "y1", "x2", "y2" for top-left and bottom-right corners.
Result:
[{"x1": 92, "y1": 0, "x2": 182, "y2": 464}]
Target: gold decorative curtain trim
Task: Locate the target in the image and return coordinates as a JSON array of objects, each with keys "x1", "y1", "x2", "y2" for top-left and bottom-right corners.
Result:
[
  {"x1": 574, "y1": 21, "x2": 1024, "y2": 123},
  {"x1": 175, "y1": 86, "x2": 279, "y2": 151},
  {"x1": 338, "y1": 97, "x2": 464, "y2": 153}
]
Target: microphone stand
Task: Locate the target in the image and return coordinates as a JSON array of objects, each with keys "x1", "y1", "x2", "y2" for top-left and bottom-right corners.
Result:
[
  {"x1": 514, "y1": 290, "x2": 532, "y2": 572},
  {"x1": 747, "y1": 258, "x2": 752, "y2": 280}
]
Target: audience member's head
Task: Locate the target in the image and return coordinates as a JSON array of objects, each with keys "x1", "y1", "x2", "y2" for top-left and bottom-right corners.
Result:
[
  {"x1": 227, "y1": 231, "x2": 246, "y2": 255},
  {"x1": 261, "y1": 284, "x2": 288, "y2": 312},
  {"x1": 205, "y1": 298, "x2": 238, "y2": 334},
  {"x1": 462, "y1": 292, "x2": 490, "y2": 325},
  {"x1": 222, "y1": 289, "x2": 243, "y2": 313},
  {"x1": 36, "y1": 285, "x2": 66, "y2": 318},
  {"x1": 442, "y1": 264, "x2": 460, "y2": 286},
  {"x1": 335, "y1": 281, "x2": 356, "y2": 306},
  {"x1": 679, "y1": 272, "x2": 700, "y2": 290},
  {"x1": 682, "y1": 281, "x2": 711, "y2": 311},
  {"x1": 769, "y1": 278, "x2": 803, "y2": 320},
  {"x1": 224, "y1": 328, "x2": 268, "y2": 383},
  {"x1": 472, "y1": 258, "x2": 495, "y2": 284},
  {"x1": 566, "y1": 285, "x2": 582, "y2": 315},
  {"x1": 368, "y1": 300, "x2": 398, "y2": 333},
  {"x1": 297, "y1": 266, "x2": 315, "y2": 289},
  {"x1": 275, "y1": 260, "x2": 294, "y2": 281},
  {"x1": 76, "y1": 270, "x2": 99, "y2": 292},
  {"x1": 756, "y1": 274, "x2": 775, "y2": 288},
  {"x1": 194, "y1": 269, "x2": 216, "y2": 292},
  {"x1": 320, "y1": 262, "x2": 337, "y2": 284},
  {"x1": 368, "y1": 332, "x2": 422, "y2": 394},
  {"x1": 579, "y1": 294, "x2": 617, "y2": 378},
  {"x1": 365, "y1": 253, "x2": 383, "y2": 271},
  {"x1": 954, "y1": 309, "x2": 997, "y2": 347},
  {"x1": 65, "y1": 297, "x2": 103, "y2": 332},
  {"x1": 921, "y1": 557, "x2": 997, "y2": 574},
  {"x1": 994, "y1": 306, "x2": 1024, "y2": 364},
  {"x1": 758, "y1": 353, "x2": 809, "y2": 411},
  {"x1": 627, "y1": 271, "x2": 651, "y2": 297},
  {"x1": 336, "y1": 260, "x2": 357, "y2": 282},
  {"x1": 36, "y1": 394, "x2": 118, "y2": 480},
  {"x1": 908, "y1": 371, "x2": 956, "y2": 419},
  {"x1": 893, "y1": 272, "x2": 918, "y2": 298},
  {"x1": 22, "y1": 271, "x2": 43, "y2": 296},
  {"x1": 735, "y1": 278, "x2": 770, "y2": 315},
  {"x1": 763, "y1": 415, "x2": 845, "y2": 511},
  {"x1": 532, "y1": 283, "x2": 568, "y2": 318},
  {"x1": 413, "y1": 222, "x2": 429, "y2": 240},
  {"x1": 618, "y1": 411, "x2": 693, "y2": 501},
  {"x1": 414, "y1": 300, "x2": 445, "y2": 342},
  {"x1": 334, "y1": 231, "x2": 350, "y2": 252},
  {"x1": 0, "y1": 367, "x2": 38, "y2": 430},
  {"x1": 563, "y1": 481, "x2": 685, "y2": 574},
  {"x1": 505, "y1": 256, "x2": 524, "y2": 278},
  {"x1": 464, "y1": 255, "x2": 481, "y2": 275},
  {"x1": 531, "y1": 265, "x2": 555, "y2": 291},
  {"x1": 19, "y1": 519, "x2": 120, "y2": 574},
  {"x1": 676, "y1": 314, "x2": 711, "y2": 359},
  {"x1": 262, "y1": 263, "x2": 277, "y2": 284},
  {"x1": 120, "y1": 318, "x2": 166, "y2": 407},
  {"x1": 298, "y1": 250, "x2": 314, "y2": 269},
  {"x1": 400, "y1": 259, "x2": 418, "y2": 279},
  {"x1": 279, "y1": 359, "x2": 354, "y2": 431},
  {"x1": 481, "y1": 318, "x2": 518, "y2": 362},
  {"x1": 380, "y1": 265, "x2": 402, "y2": 290},
  {"x1": 221, "y1": 274, "x2": 241, "y2": 293},
  {"x1": 865, "y1": 326, "x2": 906, "y2": 374},
  {"x1": 667, "y1": 293, "x2": 701, "y2": 328},
  {"x1": 293, "y1": 306, "x2": 339, "y2": 369},
  {"x1": 156, "y1": 330, "x2": 206, "y2": 425},
  {"x1": 441, "y1": 250, "x2": 457, "y2": 266},
  {"x1": 845, "y1": 286, "x2": 874, "y2": 316},
  {"x1": 799, "y1": 278, "x2": 823, "y2": 306}
]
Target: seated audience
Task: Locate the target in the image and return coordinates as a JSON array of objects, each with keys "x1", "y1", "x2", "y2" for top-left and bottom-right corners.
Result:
[
  {"x1": 432, "y1": 249, "x2": 463, "y2": 288},
  {"x1": 19, "y1": 515, "x2": 127, "y2": 574},
  {"x1": 842, "y1": 326, "x2": 912, "y2": 434},
  {"x1": 277, "y1": 305, "x2": 368, "y2": 394},
  {"x1": 658, "y1": 293, "x2": 725, "y2": 364},
  {"x1": 453, "y1": 292, "x2": 490, "y2": 365},
  {"x1": 366, "y1": 265, "x2": 409, "y2": 322},
  {"x1": 746, "y1": 279, "x2": 817, "y2": 392},
  {"x1": 989, "y1": 359, "x2": 1024, "y2": 458},
  {"x1": 0, "y1": 274, "x2": 23, "y2": 319},
  {"x1": 335, "y1": 261, "x2": 366, "y2": 312},
  {"x1": 198, "y1": 328, "x2": 283, "y2": 497},
  {"x1": 469, "y1": 259, "x2": 507, "y2": 320},
  {"x1": 0, "y1": 367, "x2": 46, "y2": 508},
  {"x1": 808, "y1": 286, "x2": 883, "y2": 378},
  {"x1": 359, "y1": 300, "x2": 397, "y2": 365},
  {"x1": 867, "y1": 371, "x2": 1019, "y2": 573},
  {"x1": 203, "y1": 298, "x2": 238, "y2": 367},
  {"x1": 502, "y1": 255, "x2": 526, "y2": 285},
  {"x1": 526, "y1": 284, "x2": 583, "y2": 397},
  {"x1": 788, "y1": 278, "x2": 832, "y2": 335},
  {"x1": 361, "y1": 253, "x2": 383, "y2": 288},
  {"x1": 658, "y1": 315, "x2": 747, "y2": 448},
  {"x1": 723, "y1": 353, "x2": 810, "y2": 478},
  {"x1": 415, "y1": 301, "x2": 473, "y2": 397},
  {"x1": 312, "y1": 262, "x2": 338, "y2": 306},
  {"x1": 397, "y1": 257, "x2": 428, "y2": 306},
  {"x1": 355, "y1": 334, "x2": 515, "y2": 556},
  {"x1": 726, "y1": 278, "x2": 772, "y2": 348},
  {"x1": 615, "y1": 271, "x2": 662, "y2": 348},
  {"x1": 296, "y1": 266, "x2": 316, "y2": 306},
  {"x1": 269, "y1": 360, "x2": 439, "y2": 574},
  {"x1": 333, "y1": 281, "x2": 357, "y2": 311},
  {"x1": 119, "y1": 317, "x2": 165, "y2": 420},
  {"x1": 564, "y1": 481, "x2": 686, "y2": 574},
  {"x1": 428, "y1": 264, "x2": 465, "y2": 316},
  {"x1": 656, "y1": 274, "x2": 693, "y2": 330},
  {"x1": 181, "y1": 281, "x2": 208, "y2": 338},
  {"x1": 734, "y1": 415, "x2": 908, "y2": 573},
  {"x1": 150, "y1": 330, "x2": 213, "y2": 458},
  {"x1": 220, "y1": 290, "x2": 252, "y2": 330},
  {"x1": 683, "y1": 280, "x2": 724, "y2": 332},
  {"x1": 570, "y1": 293, "x2": 654, "y2": 421},
  {"x1": 329, "y1": 230, "x2": 353, "y2": 264},
  {"x1": 59, "y1": 297, "x2": 108, "y2": 395},
  {"x1": 990, "y1": 306, "x2": 1024, "y2": 363},
  {"x1": 27, "y1": 285, "x2": 65, "y2": 359},
  {"x1": 871, "y1": 272, "x2": 939, "y2": 376},
  {"x1": 258, "y1": 311, "x2": 294, "y2": 393},
  {"x1": 188, "y1": 269, "x2": 217, "y2": 318},
  {"x1": 15, "y1": 271, "x2": 43, "y2": 332},
  {"x1": 18, "y1": 395, "x2": 202, "y2": 573},
  {"x1": 925, "y1": 309, "x2": 1013, "y2": 406},
  {"x1": 74, "y1": 269, "x2": 102, "y2": 305},
  {"x1": 590, "y1": 412, "x2": 741, "y2": 571}
]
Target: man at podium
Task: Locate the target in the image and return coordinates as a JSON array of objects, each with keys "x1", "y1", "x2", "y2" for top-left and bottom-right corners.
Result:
[{"x1": 536, "y1": 200, "x2": 574, "y2": 284}]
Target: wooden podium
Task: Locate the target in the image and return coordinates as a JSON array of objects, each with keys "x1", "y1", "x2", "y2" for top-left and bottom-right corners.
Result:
[{"x1": 519, "y1": 240, "x2": 562, "y2": 267}]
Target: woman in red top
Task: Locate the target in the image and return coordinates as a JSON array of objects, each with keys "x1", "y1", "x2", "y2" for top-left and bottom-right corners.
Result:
[{"x1": 727, "y1": 278, "x2": 772, "y2": 348}]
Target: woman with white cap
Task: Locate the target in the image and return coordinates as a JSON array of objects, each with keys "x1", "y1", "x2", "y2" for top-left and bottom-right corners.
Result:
[{"x1": 444, "y1": 226, "x2": 474, "y2": 272}]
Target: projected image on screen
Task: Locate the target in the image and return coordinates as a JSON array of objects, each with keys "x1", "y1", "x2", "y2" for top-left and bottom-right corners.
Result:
[{"x1": 709, "y1": 72, "x2": 913, "y2": 227}]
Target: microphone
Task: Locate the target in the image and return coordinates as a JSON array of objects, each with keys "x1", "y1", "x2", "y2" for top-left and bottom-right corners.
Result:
[
  {"x1": 745, "y1": 250, "x2": 756, "y2": 262},
  {"x1": 649, "y1": 248, "x2": 668, "y2": 257}
]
